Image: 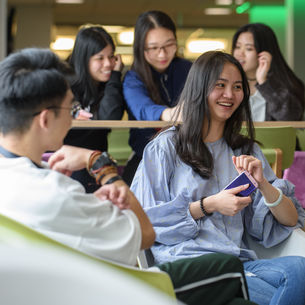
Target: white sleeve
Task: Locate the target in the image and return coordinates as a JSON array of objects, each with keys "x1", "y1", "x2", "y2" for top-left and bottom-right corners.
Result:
[{"x1": 7, "y1": 168, "x2": 142, "y2": 266}]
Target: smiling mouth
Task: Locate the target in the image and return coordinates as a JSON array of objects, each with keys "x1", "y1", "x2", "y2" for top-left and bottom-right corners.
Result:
[{"x1": 217, "y1": 102, "x2": 233, "y2": 107}]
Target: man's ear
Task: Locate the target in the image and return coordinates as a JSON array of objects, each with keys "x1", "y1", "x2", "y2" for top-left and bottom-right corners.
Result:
[{"x1": 38, "y1": 109, "x2": 52, "y2": 130}]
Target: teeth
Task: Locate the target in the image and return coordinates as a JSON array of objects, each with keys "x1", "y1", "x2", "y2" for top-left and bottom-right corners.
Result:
[{"x1": 218, "y1": 102, "x2": 233, "y2": 107}]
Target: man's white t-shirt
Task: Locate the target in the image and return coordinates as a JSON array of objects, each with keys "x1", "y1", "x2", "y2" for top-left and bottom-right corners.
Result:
[{"x1": 0, "y1": 157, "x2": 141, "y2": 266}]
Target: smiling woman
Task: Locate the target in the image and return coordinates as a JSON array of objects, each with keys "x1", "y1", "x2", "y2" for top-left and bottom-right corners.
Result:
[
  {"x1": 64, "y1": 25, "x2": 125, "y2": 192},
  {"x1": 130, "y1": 51, "x2": 305, "y2": 305},
  {"x1": 122, "y1": 10, "x2": 193, "y2": 185}
]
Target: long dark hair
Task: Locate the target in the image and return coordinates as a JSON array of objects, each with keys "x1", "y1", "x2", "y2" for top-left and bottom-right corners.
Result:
[
  {"x1": 232, "y1": 23, "x2": 304, "y2": 100},
  {"x1": 174, "y1": 51, "x2": 255, "y2": 179},
  {"x1": 132, "y1": 10, "x2": 177, "y2": 105},
  {"x1": 68, "y1": 25, "x2": 115, "y2": 108}
]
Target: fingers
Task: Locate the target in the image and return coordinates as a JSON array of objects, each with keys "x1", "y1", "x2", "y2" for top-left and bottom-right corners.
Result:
[
  {"x1": 227, "y1": 183, "x2": 250, "y2": 195},
  {"x1": 257, "y1": 52, "x2": 272, "y2": 71},
  {"x1": 114, "y1": 54, "x2": 124, "y2": 72},
  {"x1": 50, "y1": 159, "x2": 71, "y2": 175},
  {"x1": 232, "y1": 156, "x2": 242, "y2": 174},
  {"x1": 75, "y1": 109, "x2": 93, "y2": 120},
  {"x1": 94, "y1": 184, "x2": 130, "y2": 209},
  {"x1": 48, "y1": 153, "x2": 64, "y2": 169},
  {"x1": 233, "y1": 155, "x2": 261, "y2": 174},
  {"x1": 258, "y1": 51, "x2": 272, "y2": 61}
]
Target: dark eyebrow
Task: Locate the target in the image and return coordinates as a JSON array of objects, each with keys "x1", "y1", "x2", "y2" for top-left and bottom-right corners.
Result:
[
  {"x1": 146, "y1": 38, "x2": 176, "y2": 46},
  {"x1": 217, "y1": 78, "x2": 243, "y2": 84},
  {"x1": 236, "y1": 42, "x2": 254, "y2": 47}
]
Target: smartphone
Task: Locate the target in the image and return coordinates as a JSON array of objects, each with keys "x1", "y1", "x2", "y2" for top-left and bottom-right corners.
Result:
[{"x1": 223, "y1": 171, "x2": 258, "y2": 197}]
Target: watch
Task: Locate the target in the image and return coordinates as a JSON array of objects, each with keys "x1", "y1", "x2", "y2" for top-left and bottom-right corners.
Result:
[{"x1": 91, "y1": 152, "x2": 117, "y2": 170}]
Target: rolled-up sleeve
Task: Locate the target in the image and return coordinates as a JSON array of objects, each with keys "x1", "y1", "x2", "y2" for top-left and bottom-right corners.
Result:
[
  {"x1": 244, "y1": 145, "x2": 305, "y2": 247},
  {"x1": 131, "y1": 137, "x2": 199, "y2": 245}
]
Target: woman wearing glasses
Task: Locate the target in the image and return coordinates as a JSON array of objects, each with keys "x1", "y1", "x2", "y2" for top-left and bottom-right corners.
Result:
[
  {"x1": 122, "y1": 10, "x2": 192, "y2": 185},
  {"x1": 64, "y1": 25, "x2": 125, "y2": 192}
]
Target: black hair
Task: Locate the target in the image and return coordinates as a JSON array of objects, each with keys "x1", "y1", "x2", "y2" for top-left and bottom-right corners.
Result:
[
  {"x1": 132, "y1": 10, "x2": 177, "y2": 105},
  {"x1": 0, "y1": 48, "x2": 70, "y2": 135},
  {"x1": 232, "y1": 23, "x2": 304, "y2": 102},
  {"x1": 68, "y1": 25, "x2": 115, "y2": 108},
  {"x1": 174, "y1": 51, "x2": 255, "y2": 179}
]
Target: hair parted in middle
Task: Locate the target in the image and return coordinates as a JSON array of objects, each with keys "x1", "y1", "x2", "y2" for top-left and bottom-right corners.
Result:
[
  {"x1": 174, "y1": 51, "x2": 255, "y2": 179},
  {"x1": 132, "y1": 10, "x2": 177, "y2": 105}
]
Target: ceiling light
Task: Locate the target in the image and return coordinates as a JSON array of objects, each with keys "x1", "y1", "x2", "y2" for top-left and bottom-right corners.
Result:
[
  {"x1": 205, "y1": 8, "x2": 232, "y2": 15},
  {"x1": 50, "y1": 37, "x2": 75, "y2": 51},
  {"x1": 117, "y1": 30, "x2": 134, "y2": 45},
  {"x1": 103, "y1": 26, "x2": 125, "y2": 33},
  {"x1": 187, "y1": 39, "x2": 225, "y2": 53},
  {"x1": 56, "y1": 0, "x2": 84, "y2": 4},
  {"x1": 215, "y1": 0, "x2": 232, "y2": 5}
]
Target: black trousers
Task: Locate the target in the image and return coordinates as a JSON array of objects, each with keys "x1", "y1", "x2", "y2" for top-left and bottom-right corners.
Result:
[
  {"x1": 122, "y1": 153, "x2": 142, "y2": 186},
  {"x1": 158, "y1": 253, "x2": 257, "y2": 305}
]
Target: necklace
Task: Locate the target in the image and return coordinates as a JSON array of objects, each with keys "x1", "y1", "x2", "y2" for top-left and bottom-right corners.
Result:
[{"x1": 247, "y1": 78, "x2": 256, "y2": 81}]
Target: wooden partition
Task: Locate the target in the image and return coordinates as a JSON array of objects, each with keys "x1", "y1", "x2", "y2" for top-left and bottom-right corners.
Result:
[
  {"x1": 71, "y1": 120, "x2": 305, "y2": 177},
  {"x1": 72, "y1": 120, "x2": 305, "y2": 129}
]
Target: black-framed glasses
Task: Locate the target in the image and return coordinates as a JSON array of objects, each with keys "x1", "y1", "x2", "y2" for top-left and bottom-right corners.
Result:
[
  {"x1": 32, "y1": 101, "x2": 82, "y2": 119},
  {"x1": 144, "y1": 42, "x2": 177, "y2": 56}
]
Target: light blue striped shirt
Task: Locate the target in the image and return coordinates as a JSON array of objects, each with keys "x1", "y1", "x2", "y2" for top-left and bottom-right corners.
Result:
[{"x1": 131, "y1": 127, "x2": 305, "y2": 265}]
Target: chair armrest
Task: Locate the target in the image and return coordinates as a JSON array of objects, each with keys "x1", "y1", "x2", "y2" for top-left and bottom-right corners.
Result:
[
  {"x1": 246, "y1": 228, "x2": 305, "y2": 259},
  {"x1": 261, "y1": 148, "x2": 283, "y2": 178}
]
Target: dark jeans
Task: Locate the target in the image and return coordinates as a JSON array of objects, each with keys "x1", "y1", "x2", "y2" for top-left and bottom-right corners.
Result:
[{"x1": 158, "y1": 253, "x2": 257, "y2": 305}]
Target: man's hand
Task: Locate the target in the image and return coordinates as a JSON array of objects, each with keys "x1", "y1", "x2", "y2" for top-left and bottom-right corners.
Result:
[
  {"x1": 48, "y1": 145, "x2": 93, "y2": 176},
  {"x1": 94, "y1": 184, "x2": 130, "y2": 210}
]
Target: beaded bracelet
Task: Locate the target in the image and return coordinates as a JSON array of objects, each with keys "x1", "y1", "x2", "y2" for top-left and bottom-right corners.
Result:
[
  {"x1": 95, "y1": 165, "x2": 118, "y2": 184},
  {"x1": 200, "y1": 197, "x2": 213, "y2": 217},
  {"x1": 86, "y1": 150, "x2": 102, "y2": 174},
  {"x1": 264, "y1": 187, "x2": 283, "y2": 207},
  {"x1": 104, "y1": 175, "x2": 123, "y2": 185}
]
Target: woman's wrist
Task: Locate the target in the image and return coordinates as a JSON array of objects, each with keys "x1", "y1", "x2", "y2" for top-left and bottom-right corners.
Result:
[
  {"x1": 200, "y1": 197, "x2": 213, "y2": 217},
  {"x1": 257, "y1": 177, "x2": 269, "y2": 192},
  {"x1": 202, "y1": 196, "x2": 215, "y2": 214}
]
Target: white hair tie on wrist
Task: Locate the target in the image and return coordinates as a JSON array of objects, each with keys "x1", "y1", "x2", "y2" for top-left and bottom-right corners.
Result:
[{"x1": 264, "y1": 187, "x2": 283, "y2": 207}]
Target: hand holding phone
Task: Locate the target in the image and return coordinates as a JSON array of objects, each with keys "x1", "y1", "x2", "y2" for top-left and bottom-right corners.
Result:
[{"x1": 224, "y1": 171, "x2": 258, "y2": 197}]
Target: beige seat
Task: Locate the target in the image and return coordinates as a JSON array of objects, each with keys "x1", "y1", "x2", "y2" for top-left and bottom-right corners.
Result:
[
  {"x1": 0, "y1": 213, "x2": 176, "y2": 300},
  {"x1": 0, "y1": 244, "x2": 178, "y2": 305},
  {"x1": 245, "y1": 228, "x2": 305, "y2": 259}
]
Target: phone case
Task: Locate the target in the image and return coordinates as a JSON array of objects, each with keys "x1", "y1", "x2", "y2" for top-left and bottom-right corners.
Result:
[{"x1": 224, "y1": 171, "x2": 258, "y2": 197}]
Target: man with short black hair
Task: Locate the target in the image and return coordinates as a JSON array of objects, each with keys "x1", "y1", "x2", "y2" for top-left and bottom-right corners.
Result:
[{"x1": 0, "y1": 48, "x2": 154, "y2": 266}]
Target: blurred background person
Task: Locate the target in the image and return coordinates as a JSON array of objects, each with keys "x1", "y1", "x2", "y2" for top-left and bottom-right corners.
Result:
[{"x1": 232, "y1": 23, "x2": 304, "y2": 122}]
